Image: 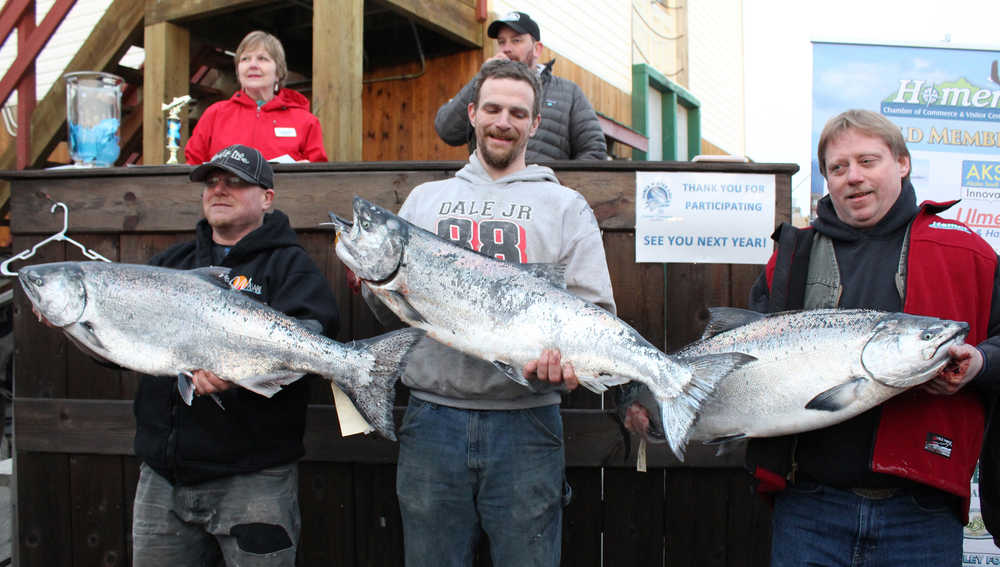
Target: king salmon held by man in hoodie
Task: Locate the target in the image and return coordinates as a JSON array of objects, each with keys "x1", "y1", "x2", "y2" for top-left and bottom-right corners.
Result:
[{"x1": 329, "y1": 196, "x2": 755, "y2": 460}]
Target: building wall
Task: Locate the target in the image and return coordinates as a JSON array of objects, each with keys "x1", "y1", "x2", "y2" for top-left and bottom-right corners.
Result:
[
  {"x1": 687, "y1": 0, "x2": 746, "y2": 156},
  {"x1": 491, "y1": 0, "x2": 632, "y2": 93},
  {"x1": 0, "y1": 0, "x2": 116, "y2": 105}
]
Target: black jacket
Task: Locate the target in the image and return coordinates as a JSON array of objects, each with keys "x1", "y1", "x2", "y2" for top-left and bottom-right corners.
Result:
[
  {"x1": 434, "y1": 59, "x2": 608, "y2": 162},
  {"x1": 133, "y1": 210, "x2": 340, "y2": 485}
]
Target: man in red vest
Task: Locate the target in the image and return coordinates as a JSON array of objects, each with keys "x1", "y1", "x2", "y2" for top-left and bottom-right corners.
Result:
[{"x1": 628, "y1": 109, "x2": 1000, "y2": 565}]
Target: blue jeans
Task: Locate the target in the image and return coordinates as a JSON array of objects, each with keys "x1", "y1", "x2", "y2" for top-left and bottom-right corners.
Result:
[
  {"x1": 132, "y1": 462, "x2": 300, "y2": 567},
  {"x1": 396, "y1": 398, "x2": 569, "y2": 567},
  {"x1": 770, "y1": 481, "x2": 962, "y2": 566}
]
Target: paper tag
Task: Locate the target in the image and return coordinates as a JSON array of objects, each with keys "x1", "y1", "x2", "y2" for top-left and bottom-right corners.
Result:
[
  {"x1": 636, "y1": 438, "x2": 647, "y2": 472},
  {"x1": 331, "y1": 383, "x2": 373, "y2": 436},
  {"x1": 274, "y1": 127, "x2": 297, "y2": 137}
]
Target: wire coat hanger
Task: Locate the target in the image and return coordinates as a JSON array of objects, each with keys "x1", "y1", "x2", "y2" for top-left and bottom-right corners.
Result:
[{"x1": 0, "y1": 202, "x2": 112, "y2": 276}]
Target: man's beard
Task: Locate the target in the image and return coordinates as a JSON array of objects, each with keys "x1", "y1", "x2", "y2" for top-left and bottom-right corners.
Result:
[{"x1": 477, "y1": 127, "x2": 528, "y2": 171}]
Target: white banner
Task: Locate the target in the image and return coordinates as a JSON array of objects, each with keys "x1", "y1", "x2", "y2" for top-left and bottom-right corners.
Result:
[{"x1": 635, "y1": 171, "x2": 775, "y2": 264}]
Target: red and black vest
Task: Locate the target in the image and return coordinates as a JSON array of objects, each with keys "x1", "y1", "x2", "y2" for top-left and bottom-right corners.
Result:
[{"x1": 750, "y1": 201, "x2": 995, "y2": 519}]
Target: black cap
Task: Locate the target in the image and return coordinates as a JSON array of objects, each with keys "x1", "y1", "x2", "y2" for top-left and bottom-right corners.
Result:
[
  {"x1": 190, "y1": 144, "x2": 274, "y2": 189},
  {"x1": 487, "y1": 11, "x2": 540, "y2": 42}
]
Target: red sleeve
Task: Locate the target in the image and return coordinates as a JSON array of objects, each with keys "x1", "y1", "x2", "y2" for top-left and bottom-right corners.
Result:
[
  {"x1": 184, "y1": 104, "x2": 217, "y2": 165},
  {"x1": 764, "y1": 249, "x2": 778, "y2": 290},
  {"x1": 300, "y1": 115, "x2": 328, "y2": 162}
]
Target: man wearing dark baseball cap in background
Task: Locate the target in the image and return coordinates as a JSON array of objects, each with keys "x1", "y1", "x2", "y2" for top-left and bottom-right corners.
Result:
[
  {"x1": 131, "y1": 143, "x2": 340, "y2": 566},
  {"x1": 435, "y1": 11, "x2": 608, "y2": 161}
]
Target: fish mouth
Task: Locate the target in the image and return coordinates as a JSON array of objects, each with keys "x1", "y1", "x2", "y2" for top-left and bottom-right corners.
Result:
[
  {"x1": 931, "y1": 324, "x2": 969, "y2": 360},
  {"x1": 321, "y1": 212, "x2": 353, "y2": 233}
]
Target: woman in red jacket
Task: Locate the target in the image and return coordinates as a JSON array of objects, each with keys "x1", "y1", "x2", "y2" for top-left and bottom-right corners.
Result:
[{"x1": 185, "y1": 31, "x2": 328, "y2": 164}]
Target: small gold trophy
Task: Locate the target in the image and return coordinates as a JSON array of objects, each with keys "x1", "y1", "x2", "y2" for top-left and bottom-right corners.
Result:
[{"x1": 161, "y1": 95, "x2": 194, "y2": 164}]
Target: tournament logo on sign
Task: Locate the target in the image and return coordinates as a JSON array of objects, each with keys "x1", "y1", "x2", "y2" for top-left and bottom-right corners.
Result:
[{"x1": 641, "y1": 182, "x2": 672, "y2": 216}]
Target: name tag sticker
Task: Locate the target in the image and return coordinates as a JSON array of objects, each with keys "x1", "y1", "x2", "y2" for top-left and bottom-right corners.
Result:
[{"x1": 274, "y1": 127, "x2": 297, "y2": 137}]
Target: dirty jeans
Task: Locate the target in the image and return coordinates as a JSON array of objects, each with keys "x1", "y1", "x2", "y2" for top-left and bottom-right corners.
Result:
[
  {"x1": 132, "y1": 462, "x2": 300, "y2": 567},
  {"x1": 396, "y1": 398, "x2": 569, "y2": 567},
  {"x1": 770, "y1": 480, "x2": 962, "y2": 566}
]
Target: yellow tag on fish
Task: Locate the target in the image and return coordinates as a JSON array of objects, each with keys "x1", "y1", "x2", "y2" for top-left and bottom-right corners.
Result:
[{"x1": 636, "y1": 438, "x2": 647, "y2": 473}]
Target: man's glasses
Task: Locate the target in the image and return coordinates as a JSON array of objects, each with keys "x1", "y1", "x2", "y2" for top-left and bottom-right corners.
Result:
[{"x1": 204, "y1": 175, "x2": 253, "y2": 189}]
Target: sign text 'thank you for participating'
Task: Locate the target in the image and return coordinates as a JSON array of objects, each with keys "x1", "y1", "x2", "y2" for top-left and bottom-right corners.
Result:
[{"x1": 635, "y1": 171, "x2": 775, "y2": 264}]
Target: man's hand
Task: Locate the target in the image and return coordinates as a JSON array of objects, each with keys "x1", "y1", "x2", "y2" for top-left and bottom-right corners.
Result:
[
  {"x1": 31, "y1": 305, "x2": 56, "y2": 328},
  {"x1": 522, "y1": 349, "x2": 579, "y2": 391},
  {"x1": 191, "y1": 369, "x2": 233, "y2": 396},
  {"x1": 346, "y1": 268, "x2": 362, "y2": 295},
  {"x1": 481, "y1": 51, "x2": 510, "y2": 69},
  {"x1": 922, "y1": 343, "x2": 983, "y2": 395},
  {"x1": 623, "y1": 402, "x2": 652, "y2": 439}
]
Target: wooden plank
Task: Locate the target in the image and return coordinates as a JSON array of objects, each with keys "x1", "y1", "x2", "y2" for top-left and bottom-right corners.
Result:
[
  {"x1": 723, "y1": 469, "x2": 772, "y2": 567},
  {"x1": 122, "y1": 456, "x2": 140, "y2": 567},
  {"x1": 69, "y1": 455, "x2": 126, "y2": 565},
  {"x1": 65, "y1": 235, "x2": 124, "y2": 400},
  {"x1": 142, "y1": 21, "x2": 190, "y2": 165},
  {"x1": 315, "y1": 0, "x2": 363, "y2": 161},
  {"x1": 144, "y1": 0, "x2": 270, "y2": 24},
  {"x1": 561, "y1": 467, "x2": 602, "y2": 567},
  {"x1": 353, "y1": 464, "x2": 404, "y2": 565},
  {"x1": 665, "y1": 468, "x2": 768, "y2": 565},
  {"x1": 0, "y1": 0, "x2": 144, "y2": 169},
  {"x1": 9, "y1": 170, "x2": 459, "y2": 234},
  {"x1": 7, "y1": 165, "x2": 797, "y2": 234},
  {"x1": 12, "y1": 398, "x2": 745, "y2": 467},
  {"x1": 603, "y1": 468, "x2": 665, "y2": 565},
  {"x1": 361, "y1": 51, "x2": 480, "y2": 162},
  {"x1": 382, "y1": 0, "x2": 481, "y2": 47},
  {"x1": 298, "y1": 462, "x2": 356, "y2": 564},
  {"x1": 12, "y1": 237, "x2": 67, "y2": 399},
  {"x1": 16, "y1": 453, "x2": 72, "y2": 566}
]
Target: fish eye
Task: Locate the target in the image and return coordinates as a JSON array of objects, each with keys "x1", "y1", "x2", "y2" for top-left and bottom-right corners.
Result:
[
  {"x1": 922, "y1": 328, "x2": 940, "y2": 340},
  {"x1": 361, "y1": 219, "x2": 371, "y2": 230}
]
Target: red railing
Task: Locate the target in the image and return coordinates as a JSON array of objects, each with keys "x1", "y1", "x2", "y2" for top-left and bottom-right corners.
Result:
[{"x1": 0, "y1": 0, "x2": 76, "y2": 168}]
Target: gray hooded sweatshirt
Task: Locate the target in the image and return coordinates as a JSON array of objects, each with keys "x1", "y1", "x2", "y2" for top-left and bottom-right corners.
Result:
[{"x1": 396, "y1": 153, "x2": 616, "y2": 409}]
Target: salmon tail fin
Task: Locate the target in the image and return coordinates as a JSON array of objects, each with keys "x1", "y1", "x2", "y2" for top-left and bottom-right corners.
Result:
[
  {"x1": 655, "y1": 352, "x2": 756, "y2": 462},
  {"x1": 333, "y1": 327, "x2": 424, "y2": 441}
]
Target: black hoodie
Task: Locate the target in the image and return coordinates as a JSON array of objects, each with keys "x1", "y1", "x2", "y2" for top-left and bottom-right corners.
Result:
[
  {"x1": 133, "y1": 210, "x2": 340, "y2": 485},
  {"x1": 792, "y1": 182, "x2": 922, "y2": 488}
]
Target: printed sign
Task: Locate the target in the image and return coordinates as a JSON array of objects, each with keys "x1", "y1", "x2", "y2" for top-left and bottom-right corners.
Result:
[
  {"x1": 635, "y1": 171, "x2": 775, "y2": 264},
  {"x1": 812, "y1": 41, "x2": 1000, "y2": 251},
  {"x1": 965, "y1": 465, "x2": 1000, "y2": 565}
]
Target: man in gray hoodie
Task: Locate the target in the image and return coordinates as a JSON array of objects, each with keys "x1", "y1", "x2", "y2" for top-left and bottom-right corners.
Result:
[
  {"x1": 394, "y1": 59, "x2": 615, "y2": 566},
  {"x1": 434, "y1": 11, "x2": 608, "y2": 162}
]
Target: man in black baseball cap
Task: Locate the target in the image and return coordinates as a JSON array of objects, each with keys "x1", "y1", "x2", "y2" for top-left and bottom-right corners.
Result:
[
  {"x1": 435, "y1": 10, "x2": 607, "y2": 162},
  {"x1": 131, "y1": 141, "x2": 340, "y2": 565},
  {"x1": 190, "y1": 143, "x2": 274, "y2": 189},
  {"x1": 190, "y1": 144, "x2": 276, "y2": 248},
  {"x1": 486, "y1": 10, "x2": 540, "y2": 42}
]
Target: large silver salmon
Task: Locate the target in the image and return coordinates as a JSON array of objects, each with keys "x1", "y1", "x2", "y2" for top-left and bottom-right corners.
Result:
[
  {"x1": 18, "y1": 261, "x2": 424, "y2": 441},
  {"x1": 620, "y1": 307, "x2": 969, "y2": 449},
  {"x1": 330, "y1": 196, "x2": 754, "y2": 459}
]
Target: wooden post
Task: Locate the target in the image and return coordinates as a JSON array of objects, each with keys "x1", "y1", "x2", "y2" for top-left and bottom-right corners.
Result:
[
  {"x1": 314, "y1": 0, "x2": 363, "y2": 162},
  {"x1": 142, "y1": 21, "x2": 189, "y2": 165},
  {"x1": 15, "y1": 0, "x2": 34, "y2": 169}
]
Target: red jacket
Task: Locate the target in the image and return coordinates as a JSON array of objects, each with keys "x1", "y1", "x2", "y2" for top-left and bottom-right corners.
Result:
[
  {"x1": 751, "y1": 202, "x2": 995, "y2": 520},
  {"x1": 185, "y1": 88, "x2": 327, "y2": 165}
]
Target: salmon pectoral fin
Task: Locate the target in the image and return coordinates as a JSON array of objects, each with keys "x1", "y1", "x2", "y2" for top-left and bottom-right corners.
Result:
[{"x1": 804, "y1": 376, "x2": 868, "y2": 412}]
